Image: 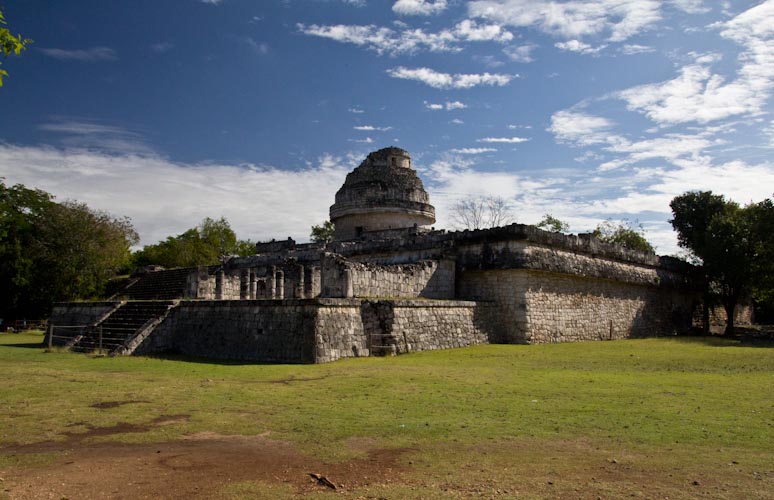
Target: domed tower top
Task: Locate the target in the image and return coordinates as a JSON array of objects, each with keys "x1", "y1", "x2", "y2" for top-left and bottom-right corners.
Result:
[{"x1": 330, "y1": 147, "x2": 436, "y2": 240}]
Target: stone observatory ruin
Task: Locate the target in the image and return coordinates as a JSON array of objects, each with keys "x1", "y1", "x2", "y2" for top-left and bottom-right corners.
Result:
[{"x1": 49, "y1": 147, "x2": 711, "y2": 363}]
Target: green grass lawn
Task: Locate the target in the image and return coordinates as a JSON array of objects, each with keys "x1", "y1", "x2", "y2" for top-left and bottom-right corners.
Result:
[{"x1": 1, "y1": 330, "x2": 773, "y2": 499}]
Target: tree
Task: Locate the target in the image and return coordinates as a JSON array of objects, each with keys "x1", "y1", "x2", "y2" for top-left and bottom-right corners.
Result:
[
  {"x1": 0, "y1": 8, "x2": 33, "y2": 87},
  {"x1": 132, "y1": 217, "x2": 254, "y2": 268},
  {"x1": 592, "y1": 219, "x2": 655, "y2": 254},
  {"x1": 451, "y1": 195, "x2": 514, "y2": 230},
  {"x1": 670, "y1": 191, "x2": 774, "y2": 335},
  {"x1": 0, "y1": 180, "x2": 138, "y2": 320},
  {"x1": 536, "y1": 214, "x2": 569, "y2": 233},
  {"x1": 310, "y1": 220, "x2": 335, "y2": 243}
]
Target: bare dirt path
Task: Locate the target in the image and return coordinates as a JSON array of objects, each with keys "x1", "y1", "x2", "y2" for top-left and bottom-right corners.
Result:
[{"x1": 2, "y1": 432, "x2": 405, "y2": 499}]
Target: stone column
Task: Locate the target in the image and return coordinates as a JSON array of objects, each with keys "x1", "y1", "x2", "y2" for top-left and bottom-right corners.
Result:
[
  {"x1": 240, "y1": 269, "x2": 249, "y2": 300},
  {"x1": 215, "y1": 270, "x2": 224, "y2": 300},
  {"x1": 249, "y1": 270, "x2": 257, "y2": 300},
  {"x1": 343, "y1": 268, "x2": 354, "y2": 298},
  {"x1": 275, "y1": 270, "x2": 284, "y2": 299},
  {"x1": 269, "y1": 266, "x2": 277, "y2": 298},
  {"x1": 295, "y1": 264, "x2": 305, "y2": 299}
]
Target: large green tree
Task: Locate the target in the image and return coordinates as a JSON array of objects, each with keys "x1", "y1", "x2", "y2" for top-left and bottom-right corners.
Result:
[
  {"x1": 132, "y1": 217, "x2": 254, "y2": 268},
  {"x1": 0, "y1": 181, "x2": 138, "y2": 320},
  {"x1": 0, "y1": 8, "x2": 33, "y2": 87},
  {"x1": 670, "y1": 191, "x2": 774, "y2": 334}
]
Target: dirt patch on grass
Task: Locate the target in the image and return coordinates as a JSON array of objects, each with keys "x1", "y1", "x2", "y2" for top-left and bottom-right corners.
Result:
[
  {"x1": 90, "y1": 400, "x2": 149, "y2": 409},
  {"x1": 1, "y1": 431, "x2": 407, "y2": 499}
]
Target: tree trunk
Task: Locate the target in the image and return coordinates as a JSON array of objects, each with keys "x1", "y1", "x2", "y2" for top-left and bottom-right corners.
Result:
[
  {"x1": 702, "y1": 291, "x2": 711, "y2": 335},
  {"x1": 724, "y1": 300, "x2": 736, "y2": 336}
]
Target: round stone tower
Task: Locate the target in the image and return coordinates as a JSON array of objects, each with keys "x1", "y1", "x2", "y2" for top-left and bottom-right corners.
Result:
[{"x1": 330, "y1": 147, "x2": 436, "y2": 240}]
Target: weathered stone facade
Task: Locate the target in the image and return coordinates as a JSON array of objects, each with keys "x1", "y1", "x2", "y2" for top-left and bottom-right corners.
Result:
[{"x1": 47, "y1": 147, "x2": 721, "y2": 363}]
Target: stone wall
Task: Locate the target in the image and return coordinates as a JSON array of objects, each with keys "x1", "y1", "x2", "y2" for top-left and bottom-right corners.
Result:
[
  {"x1": 363, "y1": 300, "x2": 493, "y2": 355},
  {"x1": 459, "y1": 269, "x2": 699, "y2": 343},
  {"x1": 135, "y1": 300, "x2": 324, "y2": 363},
  {"x1": 320, "y1": 253, "x2": 454, "y2": 299},
  {"x1": 49, "y1": 301, "x2": 121, "y2": 328},
  {"x1": 48, "y1": 301, "x2": 122, "y2": 345},
  {"x1": 131, "y1": 297, "x2": 496, "y2": 363}
]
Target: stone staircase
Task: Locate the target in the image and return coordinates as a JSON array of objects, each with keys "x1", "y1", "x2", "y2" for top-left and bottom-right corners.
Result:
[
  {"x1": 120, "y1": 268, "x2": 194, "y2": 300},
  {"x1": 70, "y1": 301, "x2": 177, "y2": 354}
]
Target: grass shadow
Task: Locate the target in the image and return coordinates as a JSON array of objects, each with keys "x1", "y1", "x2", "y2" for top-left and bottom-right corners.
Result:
[
  {"x1": 665, "y1": 333, "x2": 774, "y2": 348},
  {"x1": 141, "y1": 351, "x2": 299, "y2": 366}
]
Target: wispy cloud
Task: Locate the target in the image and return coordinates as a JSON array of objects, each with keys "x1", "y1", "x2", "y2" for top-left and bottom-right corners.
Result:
[
  {"x1": 477, "y1": 136, "x2": 530, "y2": 143},
  {"x1": 503, "y1": 44, "x2": 537, "y2": 62},
  {"x1": 297, "y1": 20, "x2": 512, "y2": 56},
  {"x1": 620, "y1": 44, "x2": 655, "y2": 55},
  {"x1": 449, "y1": 147, "x2": 497, "y2": 154},
  {"x1": 150, "y1": 42, "x2": 175, "y2": 53},
  {"x1": 555, "y1": 40, "x2": 607, "y2": 55},
  {"x1": 38, "y1": 118, "x2": 155, "y2": 156},
  {"x1": 468, "y1": 0, "x2": 664, "y2": 43},
  {"x1": 387, "y1": 66, "x2": 514, "y2": 89},
  {"x1": 354, "y1": 125, "x2": 393, "y2": 131},
  {"x1": 424, "y1": 100, "x2": 467, "y2": 110},
  {"x1": 39, "y1": 46, "x2": 117, "y2": 62},
  {"x1": 617, "y1": 2, "x2": 774, "y2": 126}
]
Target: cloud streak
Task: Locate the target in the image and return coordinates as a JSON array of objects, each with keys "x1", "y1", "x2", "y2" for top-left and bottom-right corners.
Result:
[
  {"x1": 39, "y1": 46, "x2": 118, "y2": 61},
  {"x1": 387, "y1": 66, "x2": 514, "y2": 89}
]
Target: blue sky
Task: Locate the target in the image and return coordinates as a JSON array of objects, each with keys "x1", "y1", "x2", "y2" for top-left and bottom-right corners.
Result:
[{"x1": 1, "y1": 0, "x2": 773, "y2": 254}]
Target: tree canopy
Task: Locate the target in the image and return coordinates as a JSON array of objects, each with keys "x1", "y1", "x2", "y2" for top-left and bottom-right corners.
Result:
[
  {"x1": 451, "y1": 195, "x2": 514, "y2": 230},
  {"x1": 0, "y1": 8, "x2": 33, "y2": 87},
  {"x1": 310, "y1": 220, "x2": 335, "y2": 243},
  {"x1": 592, "y1": 219, "x2": 655, "y2": 254},
  {"x1": 670, "y1": 191, "x2": 774, "y2": 333},
  {"x1": 0, "y1": 180, "x2": 138, "y2": 320},
  {"x1": 536, "y1": 214, "x2": 569, "y2": 233},
  {"x1": 132, "y1": 217, "x2": 255, "y2": 269}
]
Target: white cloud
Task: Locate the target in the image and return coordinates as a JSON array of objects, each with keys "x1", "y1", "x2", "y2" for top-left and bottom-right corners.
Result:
[
  {"x1": 0, "y1": 144, "x2": 350, "y2": 246},
  {"x1": 354, "y1": 125, "x2": 393, "y2": 131},
  {"x1": 452, "y1": 19, "x2": 513, "y2": 43},
  {"x1": 555, "y1": 40, "x2": 607, "y2": 54},
  {"x1": 425, "y1": 101, "x2": 468, "y2": 110},
  {"x1": 39, "y1": 46, "x2": 118, "y2": 62},
  {"x1": 503, "y1": 44, "x2": 537, "y2": 62},
  {"x1": 451, "y1": 118, "x2": 465, "y2": 124},
  {"x1": 618, "y1": 1, "x2": 774, "y2": 126},
  {"x1": 548, "y1": 110, "x2": 614, "y2": 145},
  {"x1": 468, "y1": 0, "x2": 662, "y2": 42},
  {"x1": 200, "y1": 0, "x2": 223, "y2": 4},
  {"x1": 388, "y1": 66, "x2": 514, "y2": 89},
  {"x1": 477, "y1": 136, "x2": 530, "y2": 143},
  {"x1": 349, "y1": 107, "x2": 365, "y2": 114},
  {"x1": 620, "y1": 44, "x2": 655, "y2": 55},
  {"x1": 449, "y1": 147, "x2": 497, "y2": 154},
  {"x1": 393, "y1": 0, "x2": 448, "y2": 16},
  {"x1": 298, "y1": 20, "x2": 513, "y2": 56},
  {"x1": 670, "y1": 0, "x2": 709, "y2": 14}
]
